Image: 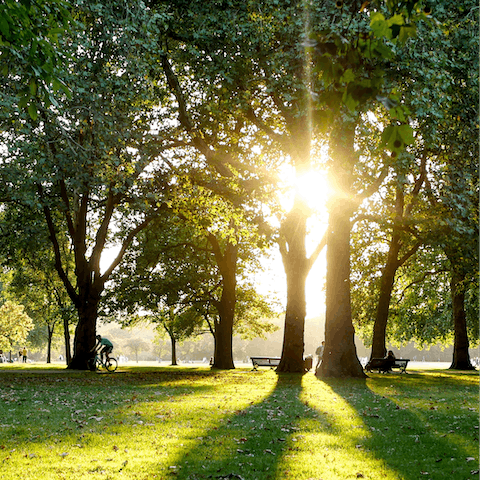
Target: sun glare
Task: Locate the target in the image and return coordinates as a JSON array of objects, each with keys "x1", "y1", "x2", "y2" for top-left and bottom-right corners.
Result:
[{"x1": 280, "y1": 167, "x2": 331, "y2": 215}]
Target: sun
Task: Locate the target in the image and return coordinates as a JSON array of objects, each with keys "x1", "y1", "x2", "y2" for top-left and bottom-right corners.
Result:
[{"x1": 279, "y1": 166, "x2": 331, "y2": 216}]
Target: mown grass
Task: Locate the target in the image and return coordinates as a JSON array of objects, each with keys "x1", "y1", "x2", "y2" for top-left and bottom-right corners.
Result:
[{"x1": 0, "y1": 365, "x2": 478, "y2": 480}]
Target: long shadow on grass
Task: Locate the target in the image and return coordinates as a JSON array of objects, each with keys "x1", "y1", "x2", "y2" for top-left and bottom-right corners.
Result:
[
  {"x1": 321, "y1": 370, "x2": 479, "y2": 480},
  {"x1": 158, "y1": 372, "x2": 323, "y2": 480}
]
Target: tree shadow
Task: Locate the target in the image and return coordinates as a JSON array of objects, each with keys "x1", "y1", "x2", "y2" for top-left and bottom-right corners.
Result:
[
  {"x1": 321, "y1": 371, "x2": 478, "y2": 480},
  {"x1": 1, "y1": 368, "x2": 477, "y2": 479},
  {"x1": 158, "y1": 372, "x2": 324, "y2": 479}
]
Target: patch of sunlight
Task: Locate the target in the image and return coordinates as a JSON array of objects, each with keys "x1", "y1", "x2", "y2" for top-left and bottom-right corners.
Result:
[{"x1": 264, "y1": 375, "x2": 405, "y2": 480}]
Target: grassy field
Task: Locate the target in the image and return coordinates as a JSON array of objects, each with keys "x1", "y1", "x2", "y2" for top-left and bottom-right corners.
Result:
[{"x1": 0, "y1": 365, "x2": 477, "y2": 480}]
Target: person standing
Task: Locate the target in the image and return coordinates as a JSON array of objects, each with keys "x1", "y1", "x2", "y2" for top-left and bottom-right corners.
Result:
[
  {"x1": 315, "y1": 341, "x2": 325, "y2": 368},
  {"x1": 22, "y1": 347, "x2": 27, "y2": 363}
]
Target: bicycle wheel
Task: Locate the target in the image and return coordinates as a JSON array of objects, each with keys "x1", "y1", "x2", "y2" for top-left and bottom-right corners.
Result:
[{"x1": 105, "y1": 357, "x2": 118, "y2": 373}]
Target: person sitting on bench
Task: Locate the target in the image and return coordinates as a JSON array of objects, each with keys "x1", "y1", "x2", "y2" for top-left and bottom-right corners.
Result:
[{"x1": 384, "y1": 350, "x2": 396, "y2": 372}]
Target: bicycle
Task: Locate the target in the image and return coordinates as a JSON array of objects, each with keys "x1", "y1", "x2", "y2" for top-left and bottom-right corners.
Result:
[{"x1": 89, "y1": 353, "x2": 118, "y2": 373}]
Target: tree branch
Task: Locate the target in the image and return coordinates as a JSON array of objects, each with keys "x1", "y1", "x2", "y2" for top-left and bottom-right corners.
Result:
[
  {"x1": 306, "y1": 231, "x2": 327, "y2": 272},
  {"x1": 37, "y1": 184, "x2": 79, "y2": 307}
]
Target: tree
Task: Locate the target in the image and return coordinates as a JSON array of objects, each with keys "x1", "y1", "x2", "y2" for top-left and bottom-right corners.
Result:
[
  {"x1": 397, "y1": 0, "x2": 477, "y2": 368},
  {"x1": 351, "y1": 154, "x2": 427, "y2": 360},
  {"x1": 127, "y1": 338, "x2": 150, "y2": 364},
  {"x1": 0, "y1": 300, "x2": 34, "y2": 353},
  {"x1": 347, "y1": 0, "x2": 478, "y2": 369},
  {"x1": 106, "y1": 197, "x2": 277, "y2": 369},
  {"x1": 153, "y1": 308, "x2": 203, "y2": 365},
  {"x1": 1, "y1": 2, "x2": 173, "y2": 369}
]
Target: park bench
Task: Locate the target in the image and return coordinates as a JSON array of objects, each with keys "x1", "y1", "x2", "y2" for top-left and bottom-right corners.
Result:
[
  {"x1": 250, "y1": 356, "x2": 281, "y2": 370},
  {"x1": 365, "y1": 358, "x2": 410, "y2": 374}
]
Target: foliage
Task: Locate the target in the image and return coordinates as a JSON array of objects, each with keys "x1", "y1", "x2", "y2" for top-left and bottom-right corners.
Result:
[
  {"x1": 0, "y1": 300, "x2": 34, "y2": 351},
  {"x1": 105, "y1": 194, "x2": 278, "y2": 345},
  {"x1": 350, "y1": 0, "x2": 478, "y2": 351},
  {"x1": 0, "y1": 0, "x2": 72, "y2": 118},
  {"x1": 0, "y1": 204, "x2": 76, "y2": 357}
]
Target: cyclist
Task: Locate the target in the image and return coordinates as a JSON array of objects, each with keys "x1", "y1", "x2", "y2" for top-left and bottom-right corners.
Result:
[{"x1": 94, "y1": 335, "x2": 114, "y2": 363}]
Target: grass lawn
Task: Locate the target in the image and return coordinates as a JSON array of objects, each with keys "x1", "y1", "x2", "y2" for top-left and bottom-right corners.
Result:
[{"x1": 0, "y1": 364, "x2": 477, "y2": 480}]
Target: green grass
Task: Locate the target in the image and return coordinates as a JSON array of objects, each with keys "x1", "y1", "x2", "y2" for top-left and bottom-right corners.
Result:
[{"x1": 0, "y1": 365, "x2": 478, "y2": 480}]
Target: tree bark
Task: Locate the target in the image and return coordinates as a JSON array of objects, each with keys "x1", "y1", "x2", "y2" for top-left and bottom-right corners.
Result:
[
  {"x1": 46, "y1": 324, "x2": 54, "y2": 363},
  {"x1": 317, "y1": 121, "x2": 365, "y2": 378},
  {"x1": 449, "y1": 268, "x2": 474, "y2": 370},
  {"x1": 277, "y1": 197, "x2": 309, "y2": 372},
  {"x1": 210, "y1": 235, "x2": 237, "y2": 369},
  {"x1": 370, "y1": 235, "x2": 401, "y2": 359},
  {"x1": 63, "y1": 313, "x2": 72, "y2": 365},
  {"x1": 170, "y1": 335, "x2": 178, "y2": 365},
  {"x1": 317, "y1": 201, "x2": 365, "y2": 378},
  {"x1": 67, "y1": 294, "x2": 100, "y2": 370}
]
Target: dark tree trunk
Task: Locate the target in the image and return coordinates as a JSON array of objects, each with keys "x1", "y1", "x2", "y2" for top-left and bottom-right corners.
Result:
[
  {"x1": 213, "y1": 306, "x2": 234, "y2": 369},
  {"x1": 317, "y1": 121, "x2": 365, "y2": 378},
  {"x1": 370, "y1": 235, "x2": 401, "y2": 359},
  {"x1": 317, "y1": 203, "x2": 365, "y2": 378},
  {"x1": 449, "y1": 269, "x2": 474, "y2": 370},
  {"x1": 210, "y1": 236, "x2": 237, "y2": 370},
  {"x1": 67, "y1": 298, "x2": 99, "y2": 370},
  {"x1": 63, "y1": 314, "x2": 72, "y2": 365},
  {"x1": 277, "y1": 197, "x2": 309, "y2": 373},
  {"x1": 46, "y1": 324, "x2": 54, "y2": 363},
  {"x1": 170, "y1": 335, "x2": 178, "y2": 366}
]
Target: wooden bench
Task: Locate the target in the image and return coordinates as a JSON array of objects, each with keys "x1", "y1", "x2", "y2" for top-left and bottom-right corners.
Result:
[
  {"x1": 250, "y1": 356, "x2": 281, "y2": 370},
  {"x1": 365, "y1": 358, "x2": 410, "y2": 374}
]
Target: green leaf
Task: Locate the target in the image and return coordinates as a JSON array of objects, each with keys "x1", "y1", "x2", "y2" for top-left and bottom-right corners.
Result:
[
  {"x1": 29, "y1": 79, "x2": 37, "y2": 96},
  {"x1": 370, "y1": 13, "x2": 391, "y2": 39},
  {"x1": 28, "y1": 103, "x2": 38, "y2": 121},
  {"x1": 340, "y1": 68, "x2": 355, "y2": 84},
  {"x1": 381, "y1": 125, "x2": 397, "y2": 148},
  {"x1": 397, "y1": 124, "x2": 415, "y2": 145},
  {"x1": 18, "y1": 94, "x2": 30, "y2": 109},
  {"x1": 0, "y1": 16, "x2": 10, "y2": 37}
]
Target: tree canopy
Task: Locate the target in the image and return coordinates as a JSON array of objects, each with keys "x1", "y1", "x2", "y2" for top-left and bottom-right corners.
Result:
[{"x1": 0, "y1": 0, "x2": 476, "y2": 374}]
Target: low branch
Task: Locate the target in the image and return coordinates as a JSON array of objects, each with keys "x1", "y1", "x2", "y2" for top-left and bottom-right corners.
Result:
[
  {"x1": 397, "y1": 240, "x2": 422, "y2": 268},
  {"x1": 37, "y1": 185, "x2": 79, "y2": 307},
  {"x1": 100, "y1": 215, "x2": 155, "y2": 285},
  {"x1": 354, "y1": 165, "x2": 389, "y2": 203},
  {"x1": 306, "y1": 231, "x2": 327, "y2": 272}
]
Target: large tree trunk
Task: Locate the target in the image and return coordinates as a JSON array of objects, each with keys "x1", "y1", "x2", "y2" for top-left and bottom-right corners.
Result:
[
  {"x1": 277, "y1": 197, "x2": 309, "y2": 373},
  {"x1": 63, "y1": 314, "x2": 72, "y2": 365},
  {"x1": 317, "y1": 121, "x2": 365, "y2": 378},
  {"x1": 211, "y1": 236, "x2": 237, "y2": 370},
  {"x1": 46, "y1": 325, "x2": 54, "y2": 363},
  {"x1": 67, "y1": 297, "x2": 99, "y2": 370},
  {"x1": 317, "y1": 203, "x2": 365, "y2": 378},
  {"x1": 370, "y1": 235, "x2": 401, "y2": 359},
  {"x1": 449, "y1": 269, "x2": 474, "y2": 370}
]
